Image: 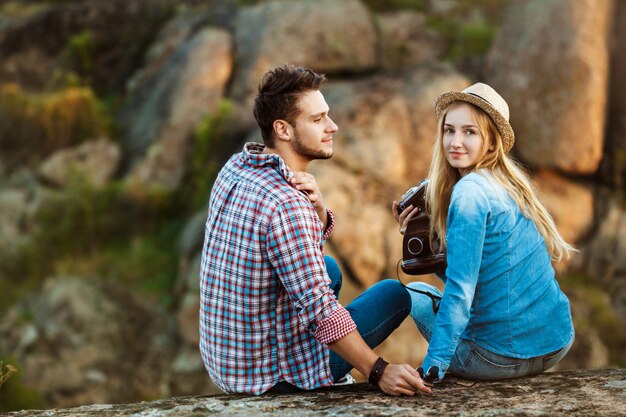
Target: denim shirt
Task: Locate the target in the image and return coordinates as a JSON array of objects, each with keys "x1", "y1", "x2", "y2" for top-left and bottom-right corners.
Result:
[{"x1": 423, "y1": 171, "x2": 574, "y2": 379}]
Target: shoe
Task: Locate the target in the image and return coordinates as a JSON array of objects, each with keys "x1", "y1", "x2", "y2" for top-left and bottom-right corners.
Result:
[{"x1": 334, "y1": 372, "x2": 356, "y2": 386}]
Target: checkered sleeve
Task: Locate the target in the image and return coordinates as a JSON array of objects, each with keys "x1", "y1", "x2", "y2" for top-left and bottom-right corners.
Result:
[
  {"x1": 322, "y1": 208, "x2": 335, "y2": 241},
  {"x1": 314, "y1": 305, "x2": 356, "y2": 344},
  {"x1": 267, "y1": 197, "x2": 355, "y2": 335}
]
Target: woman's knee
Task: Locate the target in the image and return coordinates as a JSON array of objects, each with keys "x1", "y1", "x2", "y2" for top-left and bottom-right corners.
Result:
[{"x1": 406, "y1": 282, "x2": 441, "y2": 318}]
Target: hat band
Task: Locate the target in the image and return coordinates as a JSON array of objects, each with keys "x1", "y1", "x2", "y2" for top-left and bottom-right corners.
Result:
[{"x1": 467, "y1": 92, "x2": 490, "y2": 105}]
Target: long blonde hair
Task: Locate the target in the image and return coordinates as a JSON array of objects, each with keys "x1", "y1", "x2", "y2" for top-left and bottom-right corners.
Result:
[{"x1": 426, "y1": 102, "x2": 575, "y2": 261}]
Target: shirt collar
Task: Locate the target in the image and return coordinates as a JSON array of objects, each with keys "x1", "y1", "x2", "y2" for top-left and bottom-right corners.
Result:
[{"x1": 242, "y1": 142, "x2": 295, "y2": 182}]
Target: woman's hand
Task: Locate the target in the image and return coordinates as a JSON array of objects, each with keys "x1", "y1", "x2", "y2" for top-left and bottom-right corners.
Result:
[{"x1": 391, "y1": 201, "x2": 420, "y2": 235}]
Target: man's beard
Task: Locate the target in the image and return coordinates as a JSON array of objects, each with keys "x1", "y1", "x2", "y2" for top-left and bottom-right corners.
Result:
[{"x1": 292, "y1": 132, "x2": 333, "y2": 160}]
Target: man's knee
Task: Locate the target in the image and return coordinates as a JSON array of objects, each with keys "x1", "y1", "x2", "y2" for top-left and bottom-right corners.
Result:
[
  {"x1": 370, "y1": 279, "x2": 411, "y2": 310},
  {"x1": 324, "y1": 255, "x2": 342, "y2": 293}
]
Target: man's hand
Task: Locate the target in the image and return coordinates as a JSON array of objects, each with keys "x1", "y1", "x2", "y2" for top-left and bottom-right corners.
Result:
[
  {"x1": 378, "y1": 364, "x2": 432, "y2": 396},
  {"x1": 391, "y1": 201, "x2": 420, "y2": 235},
  {"x1": 292, "y1": 172, "x2": 328, "y2": 227}
]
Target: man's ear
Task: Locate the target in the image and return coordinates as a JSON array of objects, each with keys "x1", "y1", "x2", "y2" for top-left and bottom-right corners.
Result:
[{"x1": 273, "y1": 120, "x2": 292, "y2": 142}]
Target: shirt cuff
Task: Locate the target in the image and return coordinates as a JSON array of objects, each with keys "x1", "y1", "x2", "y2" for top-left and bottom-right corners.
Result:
[
  {"x1": 313, "y1": 306, "x2": 356, "y2": 344},
  {"x1": 322, "y1": 209, "x2": 335, "y2": 241},
  {"x1": 422, "y1": 355, "x2": 449, "y2": 381}
]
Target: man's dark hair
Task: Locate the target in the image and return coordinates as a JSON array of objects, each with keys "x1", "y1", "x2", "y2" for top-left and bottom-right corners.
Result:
[{"x1": 253, "y1": 64, "x2": 326, "y2": 147}]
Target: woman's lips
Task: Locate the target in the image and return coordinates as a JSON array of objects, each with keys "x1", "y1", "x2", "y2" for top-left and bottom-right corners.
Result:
[{"x1": 449, "y1": 152, "x2": 466, "y2": 158}]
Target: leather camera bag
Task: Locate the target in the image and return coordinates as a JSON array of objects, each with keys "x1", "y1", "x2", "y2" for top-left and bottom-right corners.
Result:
[{"x1": 397, "y1": 180, "x2": 446, "y2": 275}]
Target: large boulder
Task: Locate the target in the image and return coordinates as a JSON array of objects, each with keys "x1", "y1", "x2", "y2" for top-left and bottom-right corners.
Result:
[
  {"x1": 0, "y1": 278, "x2": 176, "y2": 408},
  {"x1": 122, "y1": 27, "x2": 234, "y2": 191},
  {"x1": 601, "y1": 0, "x2": 626, "y2": 189},
  {"x1": 38, "y1": 138, "x2": 121, "y2": 188},
  {"x1": 378, "y1": 11, "x2": 443, "y2": 70},
  {"x1": 231, "y1": 0, "x2": 377, "y2": 102},
  {"x1": 486, "y1": 0, "x2": 612, "y2": 174}
]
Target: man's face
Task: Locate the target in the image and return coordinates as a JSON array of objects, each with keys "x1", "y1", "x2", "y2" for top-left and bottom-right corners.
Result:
[{"x1": 290, "y1": 90, "x2": 338, "y2": 161}]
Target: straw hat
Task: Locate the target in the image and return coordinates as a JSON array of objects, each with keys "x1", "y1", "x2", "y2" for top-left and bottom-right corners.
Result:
[{"x1": 433, "y1": 82, "x2": 515, "y2": 153}]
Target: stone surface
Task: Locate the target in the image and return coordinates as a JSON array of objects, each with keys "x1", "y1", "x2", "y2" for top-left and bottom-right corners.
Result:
[
  {"x1": 378, "y1": 11, "x2": 443, "y2": 70},
  {"x1": 0, "y1": 278, "x2": 176, "y2": 408},
  {"x1": 123, "y1": 27, "x2": 233, "y2": 191},
  {"x1": 231, "y1": 0, "x2": 377, "y2": 102},
  {"x1": 487, "y1": 0, "x2": 612, "y2": 174},
  {"x1": 38, "y1": 138, "x2": 121, "y2": 188},
  {"x1": 601, "y1": 0, "x2": 626, "y2": 188},
  {"x1": 4, "y1": 369, "x2": 626, "y2": 416}
]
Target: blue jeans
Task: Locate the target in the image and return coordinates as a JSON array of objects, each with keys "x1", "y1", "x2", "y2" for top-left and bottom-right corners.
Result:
[
  {"x1": 407, "y1": 281, "x2": 573, "y2": 381},
  {"x1": 269, "y1": 256, "x2": 411, "y2": 392}
]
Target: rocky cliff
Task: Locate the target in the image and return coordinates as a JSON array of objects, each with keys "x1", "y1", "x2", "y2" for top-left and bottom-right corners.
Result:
[{"x1": 1, "y1": 0, "x2": 626, "y2": 412}]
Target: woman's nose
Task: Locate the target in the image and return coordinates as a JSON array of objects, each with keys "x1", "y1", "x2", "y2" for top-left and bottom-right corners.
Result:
[{"x1": 451, "y1": 134, "x2": 463, "y2": 148}]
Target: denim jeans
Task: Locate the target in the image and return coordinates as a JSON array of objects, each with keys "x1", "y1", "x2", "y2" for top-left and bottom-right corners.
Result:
[
  {"x1": 407, "y1": 281, "x2": 573, "y2": 381},
  {"x1": 269, "y1": 256, "x2": 411, "y2": 392}
]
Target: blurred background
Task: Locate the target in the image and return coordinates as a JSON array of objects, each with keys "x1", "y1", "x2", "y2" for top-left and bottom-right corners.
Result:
[{"x1": 0, "y1": 0, "x2": 625, "y2": 411}]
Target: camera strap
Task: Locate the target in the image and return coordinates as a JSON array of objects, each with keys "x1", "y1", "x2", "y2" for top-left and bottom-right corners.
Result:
[{"x1": 396, "y1": 260, "x2": 442, "y2": 314}]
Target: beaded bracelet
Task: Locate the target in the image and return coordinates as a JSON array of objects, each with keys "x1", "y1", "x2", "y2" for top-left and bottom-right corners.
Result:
[{"x1": 368, "y1": 357, "x2": 389, "y2": 386}]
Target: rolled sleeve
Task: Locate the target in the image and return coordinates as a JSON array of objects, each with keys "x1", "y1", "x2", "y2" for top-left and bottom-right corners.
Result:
[{"x1": 314, "y1": 305, "x2": 357, "y2": 344}]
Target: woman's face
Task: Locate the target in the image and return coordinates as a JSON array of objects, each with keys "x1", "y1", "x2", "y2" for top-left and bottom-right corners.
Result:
[{"x1": 442, "y1": 103, "x2": 487, "y2": 176}]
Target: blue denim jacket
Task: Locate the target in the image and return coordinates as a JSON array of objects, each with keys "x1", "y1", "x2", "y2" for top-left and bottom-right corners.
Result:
[{"x1": 423, "y1": 171, "x2": 574, "y2": 379}]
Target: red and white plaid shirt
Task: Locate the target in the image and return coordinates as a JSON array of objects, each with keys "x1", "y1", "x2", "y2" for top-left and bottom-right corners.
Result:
[{"x1": 199, "y1": 142, "x2": 356, "y2": 394}]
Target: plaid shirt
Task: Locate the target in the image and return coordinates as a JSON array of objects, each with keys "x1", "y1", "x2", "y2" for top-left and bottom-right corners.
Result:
[{"x1": 199, "y1": 142, "x2": 356, "y2": 394}]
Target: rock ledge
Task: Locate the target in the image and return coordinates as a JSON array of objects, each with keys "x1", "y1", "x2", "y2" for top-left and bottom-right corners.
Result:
[{"x1": 6, "y1": 369, "x2": 626, "y2": 416}]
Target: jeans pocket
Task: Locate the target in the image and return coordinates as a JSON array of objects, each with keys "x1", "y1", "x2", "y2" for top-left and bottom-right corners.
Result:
[
  {"x1": 542, "y1": 339, "x2": 573, "y2": 371},
  {"x1": 462, "y1": 345, "x2": 522, "y2": 381}
]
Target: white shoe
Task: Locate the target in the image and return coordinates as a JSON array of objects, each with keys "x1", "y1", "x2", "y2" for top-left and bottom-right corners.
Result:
[{"x1": 334, "y1": 372, "x2": 356, "y2": 386}]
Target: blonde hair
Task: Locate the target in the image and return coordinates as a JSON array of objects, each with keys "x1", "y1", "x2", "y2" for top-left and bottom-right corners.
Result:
[{"x1": 426, "y1": 102, "x2": 576, "y2": 261}]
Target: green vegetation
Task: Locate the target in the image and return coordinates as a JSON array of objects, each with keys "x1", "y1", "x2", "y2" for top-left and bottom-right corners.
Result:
[
  {"x1": 185, "y1": 99, "x2": 235, "y2": 209},
  {"x1": 0, "y1": 177, "x2": 184, "y2": 314},
  {"x1": 0, "y1": 84, "x2": 112, "y2": 168},
  {"x1": 0, "y1": 358, "x2": 47, "y2": 412},
  {"x1": 62, "y1": 30, "x2": 95, "y2": 83},
  {"x1": 560, "y1": 274, "x2": 626, "y2": 367},
  {"x1": 364, "y1": 0, "x2": 427, "y2": 13},
  {"x1": 429, "y1": 17, "x2": 497, "y2": 61}
]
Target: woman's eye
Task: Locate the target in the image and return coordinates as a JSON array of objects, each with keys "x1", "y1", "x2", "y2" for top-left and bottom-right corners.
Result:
[
  {"x1": 465, "y1": 129, "x2": 475, "y2": 135},
  {"x1": 445, "y1": 128, "x2": 454, "y2": 134}
]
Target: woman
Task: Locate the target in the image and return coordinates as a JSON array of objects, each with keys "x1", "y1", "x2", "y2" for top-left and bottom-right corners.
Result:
[{"x1": 392, "y1": 83, "x2": 575, "y2": 383}]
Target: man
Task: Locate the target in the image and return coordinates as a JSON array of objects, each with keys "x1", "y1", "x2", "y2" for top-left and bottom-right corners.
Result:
[{"x1": 199, "y1": 64, "x2": 430, "y2": 396}]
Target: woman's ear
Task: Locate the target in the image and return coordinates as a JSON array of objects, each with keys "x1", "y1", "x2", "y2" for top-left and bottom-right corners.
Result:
[{"x1": 273, "y1": 120, "x2": 292, "y2": 142}]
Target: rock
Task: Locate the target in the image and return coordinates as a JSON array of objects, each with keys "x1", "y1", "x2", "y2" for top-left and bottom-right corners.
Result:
[
  {"x1": 0, "y1": 0, "x2": 174, "y2": 93},
  {"x1": 231, "y1": 0, "x2": 377, "y2": 101},
  {"x1": 4, "y1": 369, "x2": 626, "y2": 416},
  {"x1": 0, "y1": 278, "x2": 176, "y2": 408},
  {"x1": 123, "y1": 27, "x2": 234, "y2": 191},
  {"x1": 38, "y1": 138, "x2": 121, "y2": 188},
  {"x1": 533, "y1": 170, "x2": 594, "y2": 246},
  {"x1": 575, "y1": 195, "x2": 626, "y2": 328},
  {"x1": 486, "y1": 0, "x2": 612, "y2": 174},
  {"x1": 378, "y1": 11, "x2": 443, "y2": 70},
  {"x1": 601, "y1": 0, "x2": 626, "y2": 188}
]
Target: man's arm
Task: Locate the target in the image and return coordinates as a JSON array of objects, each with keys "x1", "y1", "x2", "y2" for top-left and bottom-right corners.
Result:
[{"x1": 328, "y1": 331, "x2": 431, "y2": 395}]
